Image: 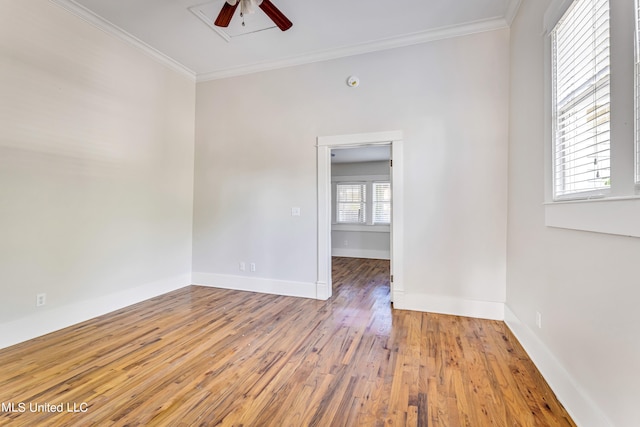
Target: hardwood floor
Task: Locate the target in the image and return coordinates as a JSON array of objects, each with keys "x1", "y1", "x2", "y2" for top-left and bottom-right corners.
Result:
[{"x1": 0, "y1": 257, "x2": 575, "y2": 426}]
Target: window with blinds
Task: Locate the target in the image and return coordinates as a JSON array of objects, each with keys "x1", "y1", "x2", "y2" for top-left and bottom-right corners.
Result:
[
  {"x1": 336, "y1": 183, "x2": 366, "y2": 223},
  {"x1": 552, "y1": 0, "x2": 610, "y2": 198},
  {"x1": 372, "y1": 182, "x2": 391, "y2": 224}
]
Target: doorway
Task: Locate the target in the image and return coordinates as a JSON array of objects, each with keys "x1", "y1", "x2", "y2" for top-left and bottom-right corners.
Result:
[{"x1": 316, "y1": 131, "x2": 404, "y2": 304}]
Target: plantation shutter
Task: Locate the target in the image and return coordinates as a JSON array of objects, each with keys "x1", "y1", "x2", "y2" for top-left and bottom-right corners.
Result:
[
  {"x1": 337, "y1": 183, "x2": 366, "y2": 223},
  {"x1": 552, "y1": 0, "x2": 610, "y2": 197},
  {"x1": 372, "y1": 182, "x2": 391, "y2": 224}
]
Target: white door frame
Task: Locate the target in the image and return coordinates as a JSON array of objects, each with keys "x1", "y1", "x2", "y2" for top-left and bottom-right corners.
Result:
[{"x1": 316, "y1": 130, "x2": 404, "y2": 304}]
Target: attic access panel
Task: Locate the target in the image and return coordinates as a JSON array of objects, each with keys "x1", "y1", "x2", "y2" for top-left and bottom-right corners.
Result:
[{"x1": 189, "y1": 0, "x2": 278, "y2": 42}]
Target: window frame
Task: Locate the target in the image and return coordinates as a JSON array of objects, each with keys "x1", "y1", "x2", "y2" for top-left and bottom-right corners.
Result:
[
  {"x1": 544, "y1": 0, "x2": 640, "y2": 238},
  {"x1": 332, "y1": 177, "x2": 391, "y2": 230},
  {"x1": 372, "y1": 181, "x2": 391, "y2": 225},
  {"x1": 335, "y1": 182, "x2": 367, "y2": 225},
  {"x1": 550, "y1": 0, "x2": 611, "y2": 200}
]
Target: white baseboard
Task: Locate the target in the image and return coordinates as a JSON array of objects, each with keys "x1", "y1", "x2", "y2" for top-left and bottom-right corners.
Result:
[
  {"x1": 391, "y1": 289, "x2": 405, "y2": 306},
  {"x1": 504, "y1": 305, "x2": 613, "y2": 427},
  {"x1": 331, "y1": 248, "x2": 390, "y2": 260},
  {"x1": 0, "y1": 274, "x2": 191, "y2": 350},
  {"x1": 394, "y1": 292, "x2": 505, "y2": 320},
  {"x1": 315, "y1": 281, "x2": 330, "y2": 300},
  {"x1": 192, "y1": 272, "x2": 317, "y2": 299}
]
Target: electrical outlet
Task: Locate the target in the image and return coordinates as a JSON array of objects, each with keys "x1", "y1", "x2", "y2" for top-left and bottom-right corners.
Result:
[
  {"x1": 250, "y1": 263, "x2": 256, "y2": 272},
  {"x1": 36, "y1": 293, "x2": 46, "y2": 307},
  {"x1": 239, "y1": 262, "x2": 246, "y2": 272},
  {"x1": 536, "y1": 312, "x2": 542, "y2": 329}
]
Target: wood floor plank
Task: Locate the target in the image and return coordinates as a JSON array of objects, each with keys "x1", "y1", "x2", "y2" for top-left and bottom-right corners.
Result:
[{"x1": 0, "y1": 257, "x2": 576, "y2": 426}]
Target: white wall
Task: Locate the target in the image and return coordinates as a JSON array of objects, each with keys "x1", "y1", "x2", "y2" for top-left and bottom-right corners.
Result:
[
  {"x1": 507, "y1": 1, "x2": 640, "y2": 426},
  {"x1": 193, "y1": 28, "x2": 509, "y2": 317},
  {"x1": 331, "y1": 230, "x2": 390, "y2": 260},
  {"x1": 331, "y1": 160, "x2": 389, "y2": 177},
  {"x1": 0, "y1": 0, "x2": 195, "y2": 347},
  {"x1": 3, "y1": 2, "x2": 634, "y2": 423}
]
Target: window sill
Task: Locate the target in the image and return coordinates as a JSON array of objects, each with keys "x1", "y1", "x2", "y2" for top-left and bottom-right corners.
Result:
[
  {"x1": 332, "y1": 224, "x2": 390, "y2": 233},
  {"x1": 544, "y1": 196, "x2": 640, "y2": 238}
]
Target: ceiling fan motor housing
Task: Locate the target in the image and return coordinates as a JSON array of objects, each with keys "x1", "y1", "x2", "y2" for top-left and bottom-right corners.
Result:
[{"x1": 216, "y1": 0, "x2": 292, "y2": 31}]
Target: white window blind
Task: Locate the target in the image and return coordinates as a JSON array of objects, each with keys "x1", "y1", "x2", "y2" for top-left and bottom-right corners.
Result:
[
  {"x1": 372, "y1": 182, "x2": 391, "y2": 224},
  {"x1": 337, "y1": 183, "x2": 366, "y2": 223},
  {"x1": 552, "y1": 0, "x2": 610, "y2": 198}
]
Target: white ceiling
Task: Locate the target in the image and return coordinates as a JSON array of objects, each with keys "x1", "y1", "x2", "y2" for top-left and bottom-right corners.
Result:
[{"x1": 52, "y1": 0, "x2": 521, "y2": 81}]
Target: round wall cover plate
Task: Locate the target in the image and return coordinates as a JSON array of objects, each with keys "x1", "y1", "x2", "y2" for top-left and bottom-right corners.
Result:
[{"x1": 347, "y1": 76, "x2": 360, "y2": 87}]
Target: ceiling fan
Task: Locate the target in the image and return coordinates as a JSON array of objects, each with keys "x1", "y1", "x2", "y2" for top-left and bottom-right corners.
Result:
[{"x1": 214, "y1": 0, "x2": 293, "y2": 31}]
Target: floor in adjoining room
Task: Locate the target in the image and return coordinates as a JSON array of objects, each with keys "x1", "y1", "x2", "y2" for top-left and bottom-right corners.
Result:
[{"x1": 0, "y1": 257, "x2": 575, "y2": 426}]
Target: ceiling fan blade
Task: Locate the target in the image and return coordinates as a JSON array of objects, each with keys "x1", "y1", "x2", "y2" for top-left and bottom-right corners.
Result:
[
  {"x1": 214, "y1": 1, "x2": 239, "y2": 27},
  {"x1": 259, "y1": 0, "x2": 292, "y2": 31}
]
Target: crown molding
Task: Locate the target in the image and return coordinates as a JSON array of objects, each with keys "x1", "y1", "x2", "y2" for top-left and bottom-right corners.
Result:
[
  {"x1": 197, "y1": 17, "x2": 509, "y2": 82},
  {"x1": 505, "y1": 0, "x2": 524, "y2": 25},
  {"x1": 49, "y1": 0, "x2": 196, "y2": 81},
  {"x1": 49, "y1": 0, "x2": 509, "y2": 83}
]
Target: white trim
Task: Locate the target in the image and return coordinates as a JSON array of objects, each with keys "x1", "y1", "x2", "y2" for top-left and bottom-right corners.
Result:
[
  {"x1": 49, "y1": 0, "x2": 196, "y2": 81},
  {"x1": 544, "y1": 15, "x2": 554, "y2": 203},
  {"x1": 390, "y1": 141, "x2": 404, "y2": 303},
  {"x1": 545, "y1": 194, "x2": 640, "y2": 204},
  {"x1": 333, "y1": 178, "x2": 391, "y2": 227},
  {"x1": 315, "y1": 281, "x2": 330, "y2": 301},
  {"x1": 543, "y1": 0, "x2": 640, "y2": 237},
  {"x1": 505, "y1": 0, "x2": 524, "y2": 25},
  {"x1": 197, "y1": 18, "x2": 509, "y2": 81},
  {"x1": 331, "y1": 174, "x2": 390, "y2": 181},
  {"x1": 317, "y1": 144, "x2": 333, "y2": 298},
  {"x1": 317, "y1": 130, "x2": 403, "y2": 301},
  {"x1": 544, "y1": 196, "x2": 640, "y2": 237},
  {"x1": 394, "y1": 293, "x2": 504, "y2": 321},
  {"x1": 318, "y1": 131, "x2": 404, "y2": 147},
  {"x1": 543, "y1": 0, "x2": 575, "y2": 35},
  {"x1": 0, "y1": 274, "x2": 190, "y2": 350},
  {"x1": 332, "y1": 224, "x2": 390, "y2": 232},
  {"x1": 331, "y1": 248, "x2": 390, "y2": 260},
  {"x1": 504, "y1": 306, "x2": 614, "y2": 427},
  {"x1": 391, "y1": 289, "x2": 405, "y2": 308},
  {"x1": 192, "y1": 272, "x2": 317, "y2": 299},
  {"x1": 49, "y1": 0, "x2": 508, "y2": 82}
]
